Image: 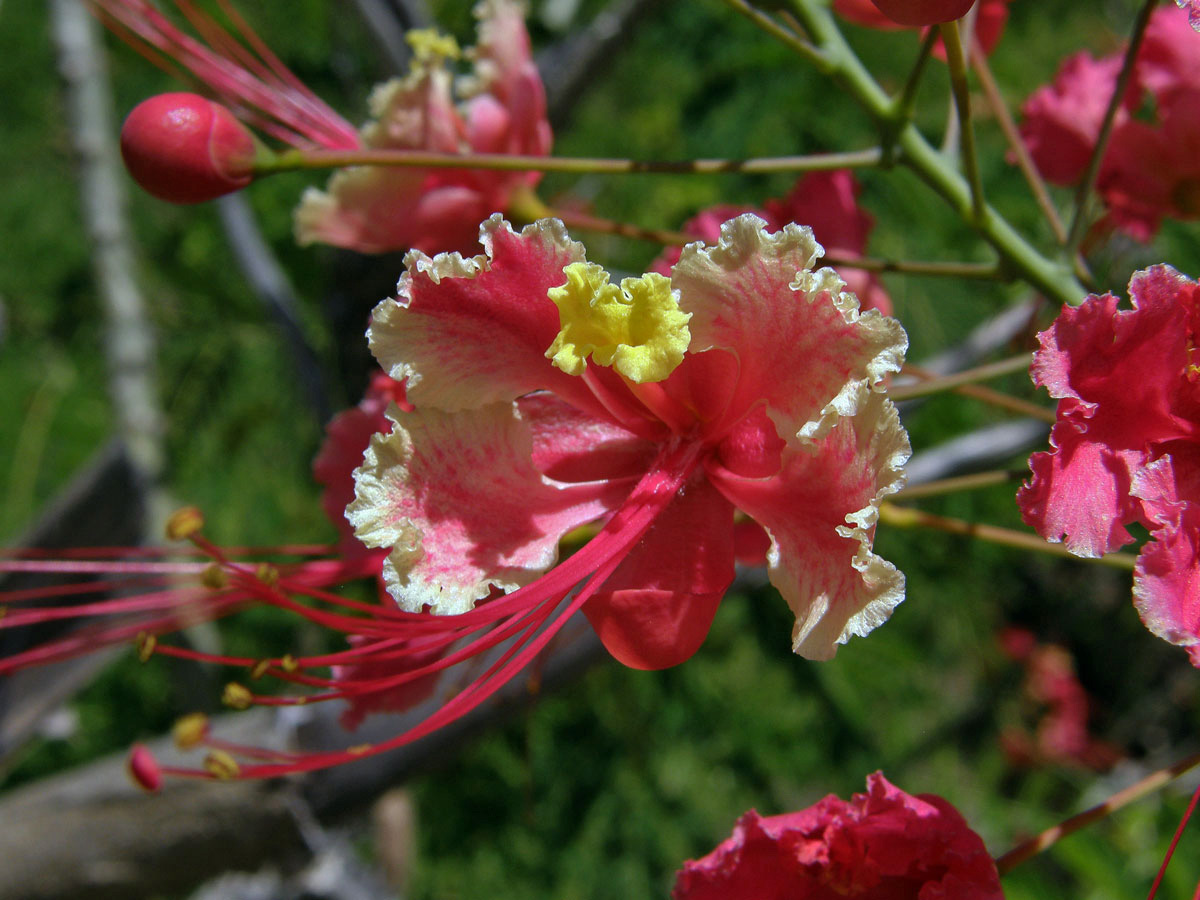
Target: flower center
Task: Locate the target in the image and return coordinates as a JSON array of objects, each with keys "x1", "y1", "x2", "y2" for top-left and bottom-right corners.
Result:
[{"x1": 545, "y1": 262, "x2": 691, "y2": 384}]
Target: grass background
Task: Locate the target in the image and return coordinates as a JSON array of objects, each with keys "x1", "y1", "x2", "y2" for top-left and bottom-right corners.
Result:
[{"x1": 2, "y1": 0, "x2": 1200, "y2": 897}]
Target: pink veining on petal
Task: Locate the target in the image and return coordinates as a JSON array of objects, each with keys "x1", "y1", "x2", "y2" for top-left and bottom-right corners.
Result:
[
  {"x1": 367, "y1": 217, "x2": 606, "y2": 416},
  {"x1": 348, "y1": 402, "x2": 626, "y2": 615},
  {"x1": 652, "y1": 173, "x2": 892, "y2": 317},
  {"x1": 708, "y1": 392, "x2": 908, "y2": 660},
  {"x1": 672, "y1": 215, "x2": 906, "y2": 446}
]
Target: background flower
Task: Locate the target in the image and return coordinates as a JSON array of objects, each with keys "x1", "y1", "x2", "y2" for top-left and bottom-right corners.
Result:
[{"x1": 672, "y1": 772, "x2": 1004, "y2": 900}]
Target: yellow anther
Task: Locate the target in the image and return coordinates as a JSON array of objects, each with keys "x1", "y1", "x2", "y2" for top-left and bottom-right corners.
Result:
[
  {"x1": 136, "y1": 631, "x2": 157, "y2": 663},
  {"x1": 222, "y1": 682, "x2": 253, "y2": 710},
  {"x1": 279, "y1": 654, "x2": 300, "y2": 673},
  {"x1": 203, "y1": 749, "x2": 241, "y2": 780},
  {"x1": 200, "y1": 563, "x2": 228, "y2": 590},
  {"x1": 406, "y1": 28, "x2": 460, "y2": 64},
  {"x1": 546, "y1": 263, "x2": 691, "y2": 384},
  {"x1": 348, "y1": 744, "x2": 372, "y2": 756},
  {"x1": 172, "y1": 713, "x2": 210, "y2": 750},
  {"x1": 294, "y1": 696, "x2": 308, "y2": 706},
  {"x1": 165, "y1": 506, "x2": 205, "y2": 541},
  {"x1": 255, "y1": 563, "x2": 279, "y2": 586},
  {"x1": 250, "y1": 659, "x2": 271, "y2": 681},
  {"x1": 0, "y1": 605, "x2": 7, "y2": 621}
]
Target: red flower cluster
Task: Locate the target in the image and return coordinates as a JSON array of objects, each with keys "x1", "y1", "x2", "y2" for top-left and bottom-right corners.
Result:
[
  {"x1": 1020, "y1": 4, "x2": 1200, "y2": 240},
  {"x1": 1018, "y1": 266, "x2": 1200, "y2": 667},
  {"x1": 672, "y1": 772, "x2": 1004, "y2": 900}
]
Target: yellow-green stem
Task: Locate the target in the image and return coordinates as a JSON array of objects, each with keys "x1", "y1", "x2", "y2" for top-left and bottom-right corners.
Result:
[
  {"x1": 890, "y1": 354, "x2": 1033, "y2": 402},
  {"x1": 878, "y1": 503, "x2": 1137, "y2": 570}
]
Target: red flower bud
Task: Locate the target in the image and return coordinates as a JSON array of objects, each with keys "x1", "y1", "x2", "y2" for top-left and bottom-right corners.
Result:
[
  {"x1": 868, "y1": 0, "x2": 975, "y2": 25},
  {"x1": 120, "y1": 93, "x2": 258, "y2": 204}
]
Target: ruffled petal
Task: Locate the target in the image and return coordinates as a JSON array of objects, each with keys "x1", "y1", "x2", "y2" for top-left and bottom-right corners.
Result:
[
  {"x1": 708, "y1": 393, "x2": 909, "y2": 660},
  {"x1": 347, "y1": 402, "x2": 621, "y2": 614},
  {"x1": 1018, "y1": 420, "x2": 1148, "y2": 557},
  {"x1": 583, "y1": 473, "x2": 736, "y2": 670},
  {"x1": 312, "y1": 373, "x2": 408, "y2": 552},
  {"x1": 1020, "y1": 270, "x2": 1199, "y2": 554},
  {"x1": 368, "y1": 216, "x2": 602, "y2": 412},
  {"x1": 671, "y1": 214, "x2": 906, "y2": 445},
  {"x1": 1132, "y1": 456, "x2": 1200, "y2": 653}
]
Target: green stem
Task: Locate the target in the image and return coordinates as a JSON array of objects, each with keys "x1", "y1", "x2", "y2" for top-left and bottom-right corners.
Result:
[
  {"x1": 780, "y1": 0, "x2": 1086, "y2": 306},
  {"x1": 938, "y1": 21, "x2": 985, "y2": 220},
  {"x1": 259, "y1": 147, "x2": 884, "y2": 177},
  {"x1": 994, "y1": 750, "x2": 1200, "y2": 875}
]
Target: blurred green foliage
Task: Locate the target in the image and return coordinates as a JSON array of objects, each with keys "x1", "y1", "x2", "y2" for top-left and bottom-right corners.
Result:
[{"x1": 2, "y1": 0, "x2": 1200, "y2": 897}]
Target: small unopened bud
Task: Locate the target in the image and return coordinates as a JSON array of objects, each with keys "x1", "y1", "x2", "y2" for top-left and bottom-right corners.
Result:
[
  {"x1": 127, "y1": 744, "x2": 163, "y2": 792},
  {"x1": 120, "y1": 93, "x2": 261, "y2": 204},
  {"x1": 867, "y1": 0, "x2": 974, "y2": 25},
  {"x1": 165, "y1": 505, "x2": 205, "y2": 541},
  {"x1": 172, "y1": 713, "x2": 210, "y2": 750}
]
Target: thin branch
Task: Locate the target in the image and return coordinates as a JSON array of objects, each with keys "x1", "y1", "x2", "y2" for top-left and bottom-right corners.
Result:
[
  {"x1": 1065, "y1": 0, "x2": 1157, "y2": 254},
  {"x1": 878, "y1": 503, "x2": 1137, "y2": 570},
  {"x1": 894, "y1": 469, "x2": 1017, "y2": 500},
  {"x1": 890, "y1": 353, "x2": 1033, "y2": 402},
  {"x1": 823, "y1": 253, "x2": 999, "y2": 278},
  {"x1": 971, "y1": 37, "x2": 1068, "y2": 246},
  {"x1": 902, "y1": 363, "x2": 1056, "y2": 423},
  {"x1": 995, "y1": 749, "x2": 1200, "y2": 875},
  {"x1": 719, "y1": 0, "x2": 826, "y2": 68},
  {"x1": 261, "y1": 146, "x2": 885, "y2": 176}
]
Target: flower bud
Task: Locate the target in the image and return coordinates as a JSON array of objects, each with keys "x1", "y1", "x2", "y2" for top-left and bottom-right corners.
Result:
[
  {"x1": 868, "y1": 0, "x2": 975, "y2": 25},
  {"x1": 120, "y1": 93, "x2": 259, "y2": 204}
]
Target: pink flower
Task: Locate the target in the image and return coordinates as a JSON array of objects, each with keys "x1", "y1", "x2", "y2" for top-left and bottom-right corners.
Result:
[
  {"x1": 652, "y1": 172, "x2": 892, "y2": 318},
  {"x1": 96, "y1": 0, "x2": 550, "y2": 254},
  {"x1": 351, "y1": 213, "x2": 909, "y2": 672},
  {"x1": 1018, "y1": 5, "x2": 1200, "y2": 239},
  {"x1": 1017, "y1": 265, "x2": 1200, "y2": 665},
  {"x1": 1, "y1": 215, "x2": 909, "y2": 781},
  {"x1": 672, "y1": 772, "x2": 1004, "y2": 900},
  {"x1": 1019, "y1": 52, "x2": 1128, "y2": 187},
  {"x1": 833, "y1": 0, "x2": 1012, "y2": 57},
  {"x1": 294, "y1": 1, "x2": 552, "y2": 254}
]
